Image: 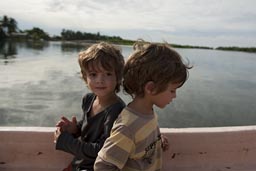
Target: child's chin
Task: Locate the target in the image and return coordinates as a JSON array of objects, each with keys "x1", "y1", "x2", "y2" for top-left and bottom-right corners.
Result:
[{"x1": 156, "y1": 104, "x2": 167, "y2": 109}]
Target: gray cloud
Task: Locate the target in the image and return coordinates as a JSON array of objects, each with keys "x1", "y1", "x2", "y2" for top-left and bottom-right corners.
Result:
[{"x1": 1, "y1": 0, "x2": 256, "y2": 47}]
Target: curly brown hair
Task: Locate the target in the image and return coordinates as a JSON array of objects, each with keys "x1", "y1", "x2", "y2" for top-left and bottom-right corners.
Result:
[
  {"x1": 78, "y1": 42, "x2": 125, "y2": 92},
  {"x1": 123, "y1": 41, "x2": 192, "y2": 98}
]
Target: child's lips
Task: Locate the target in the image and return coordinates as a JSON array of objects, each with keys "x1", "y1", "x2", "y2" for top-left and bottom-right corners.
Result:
[{"x1": 96, "y1": 87, "x2": 106, "y2": 89}]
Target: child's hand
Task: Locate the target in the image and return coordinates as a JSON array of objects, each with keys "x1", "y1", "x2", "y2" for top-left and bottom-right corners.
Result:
[
  {"x1": 161, "y1": 134, "x2": 169, "y2": 152},
  {"x1": 56, "y1": 116, "x2": 78, "y2": 134}
]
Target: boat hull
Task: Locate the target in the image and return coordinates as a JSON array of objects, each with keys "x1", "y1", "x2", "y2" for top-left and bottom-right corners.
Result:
[{"x1": 1, "y1": 126, "x2": 256, "y2": 171}]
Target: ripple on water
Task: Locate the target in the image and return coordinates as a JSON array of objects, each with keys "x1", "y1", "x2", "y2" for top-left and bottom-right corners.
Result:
[{"x1": 24, "y1": 104, "x2": 49, "y2": 110}]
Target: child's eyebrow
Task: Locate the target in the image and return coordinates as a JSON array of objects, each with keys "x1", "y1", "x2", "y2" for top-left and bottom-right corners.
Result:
[
  {"x1": 87, "y1": 70, "x2": 95, "y2": 72},
  {"x1": 87, "y1": 68, "x2": 113, "y2": 73}
]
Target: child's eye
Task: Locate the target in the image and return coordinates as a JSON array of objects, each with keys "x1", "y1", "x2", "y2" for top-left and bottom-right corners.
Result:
[
  {"x1": 89, "y1": 73, "x2": 96, "y2": 77},
  {"x1": 170, "y1": 90, "x2": 176, "y2": 93},
  {"x1": 106, "y1": 72, "x2": 113, "y2": 76}
]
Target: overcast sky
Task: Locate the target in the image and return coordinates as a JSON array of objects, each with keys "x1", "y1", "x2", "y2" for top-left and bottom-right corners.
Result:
[{"x1": 1, "y1": 0, "x2": 256, "y2": 47}]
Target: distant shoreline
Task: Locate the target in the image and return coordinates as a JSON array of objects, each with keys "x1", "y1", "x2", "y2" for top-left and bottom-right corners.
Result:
[
  {"x1": 58, "y1": 39, "x2": 256, "y2": 53},
  {"x1": 2, "y1": 38, "x2": 256, "y2": 54}
]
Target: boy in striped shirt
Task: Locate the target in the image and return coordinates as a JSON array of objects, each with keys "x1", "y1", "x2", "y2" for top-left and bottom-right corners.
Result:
[{"x1": 94, "y1": 41, "x2": 191, "y2": 171}]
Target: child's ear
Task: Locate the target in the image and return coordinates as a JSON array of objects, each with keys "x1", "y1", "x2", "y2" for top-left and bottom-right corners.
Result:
[{"x1": 145, "y1": 81, "x2": 156, "y2": 95}]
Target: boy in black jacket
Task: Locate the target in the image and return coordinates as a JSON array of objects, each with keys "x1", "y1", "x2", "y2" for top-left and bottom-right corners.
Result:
[{"x1": 54, "y1": 42, "x2": 125, "y2": 171}]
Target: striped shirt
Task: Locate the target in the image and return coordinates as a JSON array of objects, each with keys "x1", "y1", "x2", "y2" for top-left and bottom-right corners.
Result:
[{"x1": 94, "y1": 107, "x2": 162, "y2": 171}]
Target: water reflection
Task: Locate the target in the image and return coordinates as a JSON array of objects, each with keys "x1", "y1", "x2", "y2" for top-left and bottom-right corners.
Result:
[
  {"x1": 0, "y1": 40, "x2": 91, "y2": 65},
  {"x1": 0, "y1": 40, "x2": 17, "y2": 64},
  {"x1": 23, "y1": 40, "x2": 49, "y2": 50},
  {"x1": 0, "y1": 40, "x2": 51, "y2": 56},
  {"x1": 60, "y1": 42, "x2": 90, "y2": 52},
  {"x1": 0, "y1": 40, "x2": 51, "y2": 64}
]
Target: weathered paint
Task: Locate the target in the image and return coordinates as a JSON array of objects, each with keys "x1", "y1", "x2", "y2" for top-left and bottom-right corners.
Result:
[
  {"x1": 1, "y1": 126, "x2": 256, "y2": 171},
  {"x1": 161, "y1": 126, "x2": 256, "y2": 171}
]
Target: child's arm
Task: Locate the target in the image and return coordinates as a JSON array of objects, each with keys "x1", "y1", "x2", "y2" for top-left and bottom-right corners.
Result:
[
  {"x1": 94, "y1": 125, "x2": 133, "y2": 171},
  {"x1": 55, "y1": 106, "x2": 124, "y2": 160},
  {"x1": 94, "y1": 157, "x2": 120, "y2": 171}
]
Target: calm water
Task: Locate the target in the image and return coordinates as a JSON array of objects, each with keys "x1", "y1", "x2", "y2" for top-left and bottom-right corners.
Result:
[{"x1": 1, "y1": 40, "x2": 256, "y2": 128}]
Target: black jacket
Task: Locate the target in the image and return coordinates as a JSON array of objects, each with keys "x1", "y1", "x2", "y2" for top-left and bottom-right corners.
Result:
[{"x1": 56, "y1": 93, "x2": 125, "y2": 171}]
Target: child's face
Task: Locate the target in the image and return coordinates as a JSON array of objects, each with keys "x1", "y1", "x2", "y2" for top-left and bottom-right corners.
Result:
[
  {"x1": 86, "y1": 64, "x2": 117, "y2": 97},
  {"x1": 152, "y1": 82, "x2": 181, "y2": 108}
]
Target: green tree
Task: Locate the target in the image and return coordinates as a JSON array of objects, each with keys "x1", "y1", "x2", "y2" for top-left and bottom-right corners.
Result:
[
  {"x1": 0, "y1": 15, "x2": 18, "y2": 35},
  {"x1": 8, "y1": 18, "x2": 18, "y2": 34},
  {"x1": 25, "y1": 27, "x2": 50, "y2": 40},
  {"x1": 2, "y1": 15, "x2": 9, "y2": 28}
]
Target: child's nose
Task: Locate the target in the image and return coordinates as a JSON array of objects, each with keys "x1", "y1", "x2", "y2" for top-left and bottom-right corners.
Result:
[{"x1": 96, "y1": 75, "x2": 104, "y2": 83}]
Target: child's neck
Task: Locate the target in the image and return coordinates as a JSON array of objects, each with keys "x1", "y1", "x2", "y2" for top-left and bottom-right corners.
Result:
[
  {"x1": 90, "y1": 93, "x2": 119, "y2": 117},
  {"x1": 128, "y1": 97, "x2": 154, "y2": 115},
  {"x1": 96, "y1": 93, "x2": 119, "y2": 107}
]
